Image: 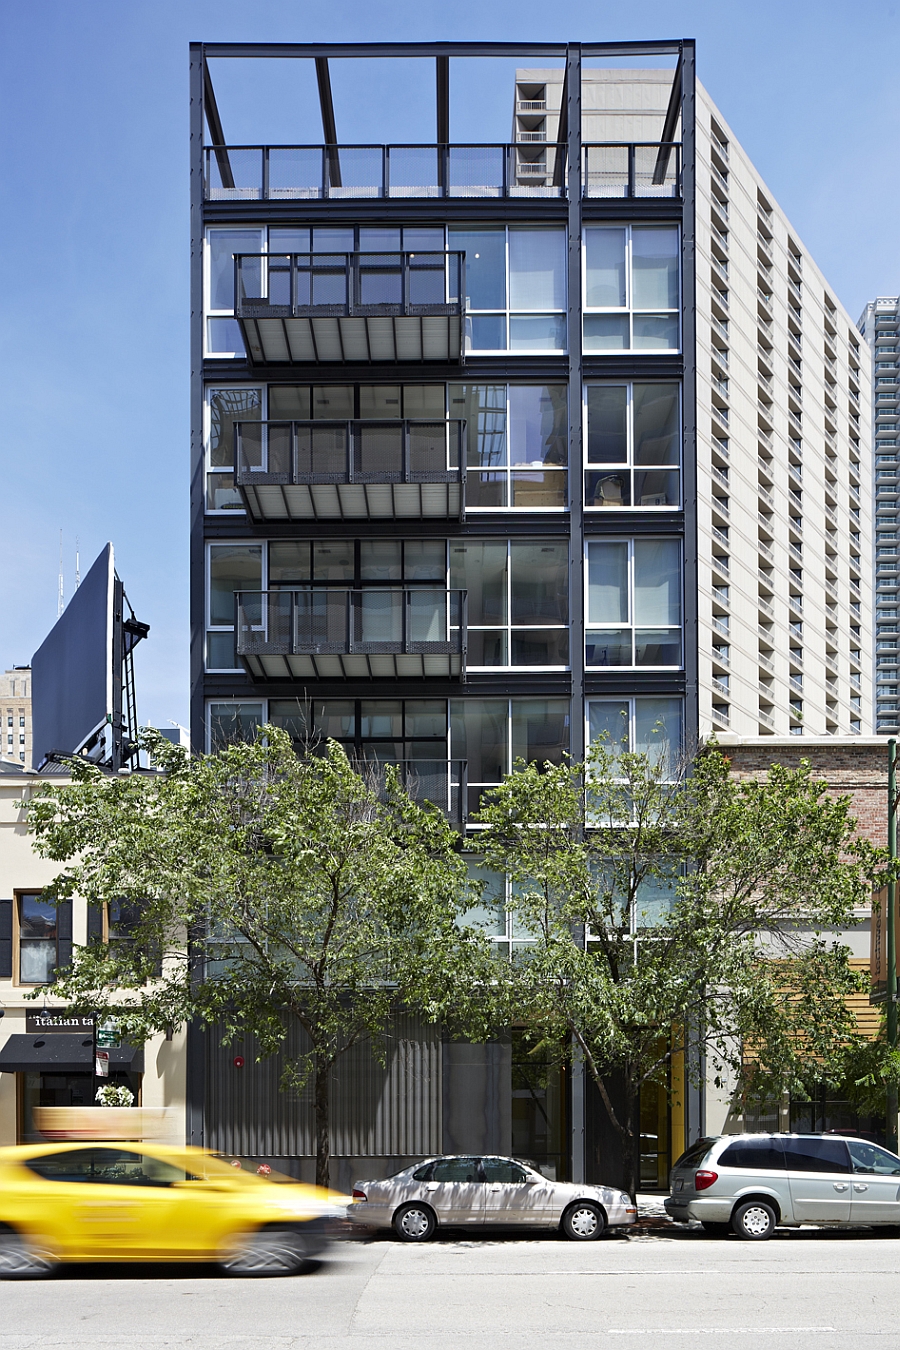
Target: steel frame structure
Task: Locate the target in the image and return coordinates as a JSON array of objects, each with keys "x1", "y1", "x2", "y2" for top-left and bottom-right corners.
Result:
[{"x1": 188, "y1": 38, "x2": 701, "y2": 1179}]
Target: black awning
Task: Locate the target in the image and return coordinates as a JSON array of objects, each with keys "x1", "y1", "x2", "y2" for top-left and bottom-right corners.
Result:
[
  {"x1": 0, "y1": 1035, "x2": 144, "y2": 1075},
  {"x1": 0, "y1": 1034, "x2": 93, "y2": 1073}
]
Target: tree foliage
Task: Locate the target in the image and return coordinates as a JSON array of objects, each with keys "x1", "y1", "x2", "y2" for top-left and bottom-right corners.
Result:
[
  {"x1": 476, "y1": 739, "x2": 888, "y2": 1194},
  {"x1": 25, "y1": 729, "x2": 489, "y2": 1186}
]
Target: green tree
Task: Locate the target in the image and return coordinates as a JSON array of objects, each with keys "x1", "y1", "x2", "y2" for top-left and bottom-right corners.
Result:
[
  {"x1": 476, "y1": 739, "x2": 887, "y2": 1195},
  {"x1": 25, "y1": 730, "x2": 488, "y2": 1187}
]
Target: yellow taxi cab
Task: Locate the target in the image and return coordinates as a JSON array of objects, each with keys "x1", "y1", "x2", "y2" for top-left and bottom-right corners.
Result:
[{"x1": 0, "y1": 1141, "x2": 349, "y2": 1277}]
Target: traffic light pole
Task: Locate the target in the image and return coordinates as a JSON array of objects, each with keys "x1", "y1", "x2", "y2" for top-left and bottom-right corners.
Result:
[{"x1": 888, "y1": 739, "x2": 897, "y2": 1153}]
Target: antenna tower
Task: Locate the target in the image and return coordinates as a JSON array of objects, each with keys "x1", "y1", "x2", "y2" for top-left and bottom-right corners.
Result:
[{"x1": 57, "y1": 530, "x2": 64, "y2": 618}]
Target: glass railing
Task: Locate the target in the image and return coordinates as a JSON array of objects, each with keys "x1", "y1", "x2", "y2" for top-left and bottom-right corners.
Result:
[
  {"x1": 205, "y1": 144, "x2": 566, "y2": 200},
  {"x1": 235, "y1": 251, "x2": 464, "y2": 317},
  {"x1": 236, "y1": 589, "x2": 466, "y2": 659},
  {"x1": 235, "y1": 419, "x2": 465, "y2": 485}
]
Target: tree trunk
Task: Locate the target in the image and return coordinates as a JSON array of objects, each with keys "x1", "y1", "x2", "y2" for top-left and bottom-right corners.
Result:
[{"x1": 314, "y1": 1057, "x2": 330, "y2": 1190}]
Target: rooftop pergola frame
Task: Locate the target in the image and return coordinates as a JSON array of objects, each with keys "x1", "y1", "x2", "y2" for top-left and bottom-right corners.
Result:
[{"x1": 197, "y1": 41, "x2": 686, "y2": 187}]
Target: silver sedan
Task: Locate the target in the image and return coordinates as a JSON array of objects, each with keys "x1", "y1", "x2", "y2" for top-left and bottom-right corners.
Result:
[{"x1": 347, "y1": 1154, "x2": 637, "y2": 1241}]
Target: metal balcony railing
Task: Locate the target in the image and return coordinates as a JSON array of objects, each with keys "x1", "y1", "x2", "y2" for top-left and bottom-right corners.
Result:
[
  {"x1": 235, "y1": 252, "x2": 465, "y2": 364},
  {"x1": 204, "y1": 144, "x2": 566, "y2": 200},
  {"x1": 235, "y1": 588, "x2": 466, "y2": 681},
  {"x1": 234, "y1": 419, "x2": 466, "y2": 522},
  {"x1": 582, "y1": 143, "x2": 681, "y2": 198}
]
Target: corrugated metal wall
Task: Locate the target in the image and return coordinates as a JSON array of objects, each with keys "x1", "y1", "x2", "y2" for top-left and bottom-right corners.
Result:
[{"x1": 204, "y1": 1012, "x2": 441, "y2": 1158}]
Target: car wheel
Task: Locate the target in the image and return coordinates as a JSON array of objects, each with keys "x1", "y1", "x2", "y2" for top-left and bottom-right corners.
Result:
[
  {"x1": 393, "y1": 1203, "x2": 436, "y2": 1242},
  {"x1": 220, "y1": 1227, "x2": 311, "y2": 1276},
  {"x1": 0, "y1": 1230, "x2": 53, "y2": 1280},
  {"x1": 700, "y1": 1221, "x2": 731, "y2": 1236},
  {"x1": 562, "y1": 1202, "x2": 607, "y2": 1241},
  {"x1": 731, "y1": 1200, "x2": 776, "y2": 1241}
]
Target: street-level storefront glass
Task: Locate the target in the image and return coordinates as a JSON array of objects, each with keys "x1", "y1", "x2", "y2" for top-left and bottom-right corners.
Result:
[
  {"x1": 18, "y1": 1070, "x2": 141, "y2": 1144},
  {"x1": 510, "y1": 1031, "x2": 568, "y2": 1182}
]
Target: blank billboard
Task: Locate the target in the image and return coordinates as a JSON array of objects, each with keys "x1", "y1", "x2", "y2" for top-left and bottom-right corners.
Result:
[{"x1": 31, "y1": 544, "x2": 115, "y2": 769}]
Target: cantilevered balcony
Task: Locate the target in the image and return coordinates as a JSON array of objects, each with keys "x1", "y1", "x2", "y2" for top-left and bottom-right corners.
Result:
[
  {"x1": 235, "y1": 252, "x2": 464, "y2": 364},
  {"x1": 236, "y1": 588, "x2": 466, "y2": 680},
  {"x1": 582, "y1": 143, "x2": 681, "y2": 198},
  {"x1": 204, "y1": 144, "x2": 566, "y2": 200},
  {"x1": 234, "y1": 419, "x2": 465, "y2": 522}
]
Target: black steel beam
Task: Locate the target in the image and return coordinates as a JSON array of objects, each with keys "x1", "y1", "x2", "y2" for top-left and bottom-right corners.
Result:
[
  {"x1": 203, "y1": 61, "x2": 233, "y2": 189},
  {"x1": 653, "y1": 49, "x2": 683, "y2": 185},
  {"x1": 199, "y1": 41, "x2": 684, "y2": 59},
  {"x1": 315, "y1": 57, "x2": 342, "y2": 187},
  {"x1": 436, "y1": 56, "x2": 450, "y2": 143}
]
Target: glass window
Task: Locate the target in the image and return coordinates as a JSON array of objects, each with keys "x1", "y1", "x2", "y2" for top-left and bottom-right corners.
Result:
[
  {"x1": 583, "y1": 226, "x2": 680, "y2": 353},
  {"x1": 585, "y1": 228, "x2": 626, "y2": 308},
  {"x1": 207, "y1": 545, "x2": 262, "y2": 670},
  {"x1": 25, "y1": 1148, "x2": 191, "y2": 1186},
  {"x1": 782, "y1": 1137, "x2": 851, "y2": 1173},
  {"x1": 451, "y1": 698, "x2": 570, "y2": 817},
  {"x1": 718, "y1": 1139, "x2": 785, "y2": 1171},
  {"x1": 846, "y1": 1141, "x2": 900, "y2": 1175},
  {"x1": 586, "y1": 539, "x2": 681, "y2": 668},
  {"x1": 18, "y1": 895, "x2": 58, "y2": 984},
  {"x1": 509, "y1": 230, "x2": 567, "y2": 311},
  {"x1": 585, "y1": 383, "x2": 680, "y2": 509},
  {"x1": 431, "y1": 1157, "x2": 482, "y2": 1183},
  {"x1": 208, "y1": 702, "x2": 263, "y2": 751},
  {"x1": 632, "y1": 228, "x2": 679, "y2": 310},
  {"x1": 481, "y1": 1158, "x2": 530, "y2": 1183},
  {"x1": 208, "y1": 229, "x2": 264, "y2": 312},
  {"x1": 587, "y1": 697, "x2": 682, "y2": 775},
  {"x1": 207, "y1": 388, "x2": 262, "y2": 512},
  {"x1": 451, "y1": 540, "x2": 568, "y2": 669},
  {"x1": 449, "y1": 226, "x2": 566, "y2": 354}
]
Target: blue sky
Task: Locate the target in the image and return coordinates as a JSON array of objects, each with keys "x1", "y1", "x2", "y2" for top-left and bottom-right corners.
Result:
[{"x1": 1, "y1": 0, "x2": 897, "y2": 731}]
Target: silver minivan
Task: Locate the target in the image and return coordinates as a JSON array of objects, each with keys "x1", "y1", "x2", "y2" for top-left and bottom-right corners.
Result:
[{"x1": 665, "y1": 1133, "x2": 900, "y2": 1239}]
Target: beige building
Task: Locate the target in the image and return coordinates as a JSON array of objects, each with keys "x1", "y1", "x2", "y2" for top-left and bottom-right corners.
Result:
[
  {"x1": 0, "y1": 770, "x2": 186, "y2": 1146},
  {"x1": 513, "y1": 67, "x2": 873, "y2": 737},
  {"x1": 0, "y1": 667, "x2": 31, "y2": 770}
]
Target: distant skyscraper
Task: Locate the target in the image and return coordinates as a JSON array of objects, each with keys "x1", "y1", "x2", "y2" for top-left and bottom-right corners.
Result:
[{"x1": 858, "y1": 297, "x2": 899, "y2": 733}]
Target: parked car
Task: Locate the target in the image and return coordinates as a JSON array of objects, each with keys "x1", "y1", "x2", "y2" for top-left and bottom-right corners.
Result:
[
  {"x1": 665, "y1": 1132, "x2": 900, "y2": 1239},
  {"x1": 0, "y1": 1142, "x2": 348, "y2": 1277},
  {"x1": 347, "y1": 1154, "x2": 637, "y2": 1241}
]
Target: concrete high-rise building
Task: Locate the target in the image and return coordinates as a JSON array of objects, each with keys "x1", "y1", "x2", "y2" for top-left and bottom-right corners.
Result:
[
  {"x1": 858, "y1": 296, "x2": 899, "y2": 734},
  {"x1": 0, "y1": 668, "x2": 31, "y2": 770},
  {"x1": 513, "y1": 65, "x2": 873, "y2": 737},
  {"x1": 190, "y1": 40, "x2": 874, "y2": 1186}
]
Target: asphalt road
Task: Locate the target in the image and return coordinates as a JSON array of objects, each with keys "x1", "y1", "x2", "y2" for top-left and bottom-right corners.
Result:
[{"x1": 3, "y1": 1222, "x2": 900, "y2": 1350}]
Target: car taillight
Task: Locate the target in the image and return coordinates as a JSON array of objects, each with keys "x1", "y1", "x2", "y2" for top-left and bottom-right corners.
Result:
[
  {"x1": 694, "y1": 1170, "x2": 718, "y2": 1191},
  {"x1": 351, "y1": 1188, "x2": 367, "y2": 1200}
]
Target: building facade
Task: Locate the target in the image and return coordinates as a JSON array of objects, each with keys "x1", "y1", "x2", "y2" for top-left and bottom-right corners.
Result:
[
  {"x1": 858, "y1": 297, "x2": 899, "y2": 735},
  {"x1": 0, "y1": 771, "x2": 187, "y2": 1147},
  {"x1": 0, "y1": 668, "x2": 31, "y2": 769},
  {"x1": 189, "y1": 40, "x2": 873, "y2": 1187}
]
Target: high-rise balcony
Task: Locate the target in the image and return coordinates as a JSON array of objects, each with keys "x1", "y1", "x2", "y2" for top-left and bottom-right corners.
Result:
[
  {"x1": 234, "y1": 419, "x2": 465, "y2": 522},
  {"x1": 582, "y1": 143, "x2": 681, "y2": 198},
  {"x1": 236, "y1": 588, "x2": 466, "y2": 680},
  {"x1": 204, "y1": 144, "x2": 565, "y2": 201},
  {"x1": 235, "y1": 252, "x2": 464, "y2": 364}
]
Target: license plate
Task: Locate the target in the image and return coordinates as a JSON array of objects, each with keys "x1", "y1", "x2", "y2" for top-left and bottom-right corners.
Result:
[{"x1": 674, "y1": 1177, "x2": 684, "y2": 1191}]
